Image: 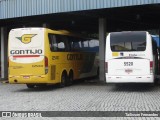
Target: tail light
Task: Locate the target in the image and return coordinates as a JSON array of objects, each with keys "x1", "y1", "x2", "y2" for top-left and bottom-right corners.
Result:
[
  {"x1": 150, "y1": 61, "x2": 153, "y2": 74},
  {"x1": 45, "y1": 56, "x2": 48, "y2": 74},
  {"x1": 105, "y1": 62, "x2": 108, "y2": 73}
]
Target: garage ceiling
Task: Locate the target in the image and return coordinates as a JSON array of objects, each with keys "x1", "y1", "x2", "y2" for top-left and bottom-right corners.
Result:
[{"x1": 0, "y1": 4, "x2": 160, "y2": 33}]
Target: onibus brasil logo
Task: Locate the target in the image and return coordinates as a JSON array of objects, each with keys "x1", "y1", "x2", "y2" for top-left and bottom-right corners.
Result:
[{"x1": 16, "y1": 34, "x2": 37, "y2": 44}]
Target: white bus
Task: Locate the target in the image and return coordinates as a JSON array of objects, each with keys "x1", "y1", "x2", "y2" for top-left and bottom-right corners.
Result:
[{"x1": 105, "y1": 31, "x2": 158, "y2": 84}]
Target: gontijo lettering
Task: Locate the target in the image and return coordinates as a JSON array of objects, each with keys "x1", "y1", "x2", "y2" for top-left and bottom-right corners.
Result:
[
  {"x1": 10, "y1": 49, "x2": 43, "y2": 55},
  {"x1": 67, "y1": 54, "x2": 83, "y2": 60}
]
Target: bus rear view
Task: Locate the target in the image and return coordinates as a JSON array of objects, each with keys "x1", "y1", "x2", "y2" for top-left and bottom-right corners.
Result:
[
  {"x1": 8, "y1": 28, "x2": 47, "y2": 86},
  {"x1": 105, "y1": 31, "x2": 158, "y2": 84}
]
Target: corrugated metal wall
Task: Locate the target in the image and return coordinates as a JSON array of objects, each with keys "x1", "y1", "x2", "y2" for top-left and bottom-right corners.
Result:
[{"x1": 0, "y1": 0, "x2": 160, "y2": 19}]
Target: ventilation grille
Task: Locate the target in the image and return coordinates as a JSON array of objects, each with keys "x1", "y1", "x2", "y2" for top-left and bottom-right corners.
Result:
[{"x1": 51, "y1": 65, "x2": 56, "y2": 80}]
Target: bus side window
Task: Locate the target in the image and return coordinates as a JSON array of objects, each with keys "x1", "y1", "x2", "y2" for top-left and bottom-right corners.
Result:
[
  {"x1": 67, "y1": 37, "x2": 73, "y2": 51},
  {"x1": 82, "y1": 39, "x2": 89, "y2": 51},
  {"x1": 48, "y1": 34, "x2": 58, "y2": 52},
  {"x1": 69, "y1": 37, "x2": 82, "y2": 52},
  {"x1": 48, "y1": 34, "x2": 68, "y2": 52},
  {"x1": 89, "y1": 39, "x2": 99, "y2": 52},
  {"x1": 73, "y1": 41, "x2": 80, "y2": 51},
  {"x1": 56, "y1": 35, "x2": 68, "y2": 52}
]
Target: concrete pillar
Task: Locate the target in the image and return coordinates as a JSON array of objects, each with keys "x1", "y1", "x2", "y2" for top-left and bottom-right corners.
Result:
[
  {"x1": 99, "y1": 18, "x2": 106, "y2": 81},
  {"x1": 159, "y1": 28, "x2": 160, "y2": 47},
  {"x1": 1, "y1": 27, "x2": 8, "y2": 80}
]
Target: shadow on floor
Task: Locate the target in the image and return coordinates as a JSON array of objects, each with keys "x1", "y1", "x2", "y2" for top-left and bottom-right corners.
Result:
[{"x1": 110, "y1": 83, "x2": 159, "y2": 92}]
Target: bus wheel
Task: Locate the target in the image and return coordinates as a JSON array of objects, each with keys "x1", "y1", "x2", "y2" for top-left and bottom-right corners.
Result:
[
  {"x1": 60, "y1": 72, "x2": 67, "y2": 87},
  {"x1": 68, "y1": 71, "x2": 73, "y2": 85},
  {"x1": 26, "y1": 84, "x2": 35, "y2": 88}
]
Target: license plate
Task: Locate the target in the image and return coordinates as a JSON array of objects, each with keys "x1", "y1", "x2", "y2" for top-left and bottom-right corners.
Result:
[
  {"x1": 125, "y1": 69, "x2": 133, "y2": 74},
  {"x1": 23, "y1": 76, "x2": 30, "y2": 79}
]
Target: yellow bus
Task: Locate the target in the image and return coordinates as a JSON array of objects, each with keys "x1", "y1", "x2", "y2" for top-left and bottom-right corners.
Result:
[{"x1": 8, "y1": 28, "x2": 99, "y2": 88}]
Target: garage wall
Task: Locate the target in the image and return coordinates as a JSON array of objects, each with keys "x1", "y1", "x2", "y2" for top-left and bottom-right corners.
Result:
[{"x1": 0, "y1": 0, "x2": 160, "y2": 19}]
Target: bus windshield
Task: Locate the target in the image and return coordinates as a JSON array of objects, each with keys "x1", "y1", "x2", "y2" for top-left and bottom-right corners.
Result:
[{"x1": 110, "y1": 31, "x2": 146, "y2": 52}]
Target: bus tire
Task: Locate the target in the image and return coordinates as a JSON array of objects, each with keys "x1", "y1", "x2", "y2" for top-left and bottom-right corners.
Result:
[
  {"x1": 60, "y1": 72, "x2": 67, "y2": 88},
  {"x1": 68, "y1": 70, "x2": 74, "y2": 85},
  {"x1": 26, "y1": 84, "x2": 35, "y2": 88}
]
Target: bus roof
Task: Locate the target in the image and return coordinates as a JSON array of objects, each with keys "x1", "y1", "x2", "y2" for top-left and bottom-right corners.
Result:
[
  {"x1": 110, "y1": 31, "x2": 148, "y2": 34},
  {"x1": 10, "y1": 27, "x2": 85, "y2": 38}
]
